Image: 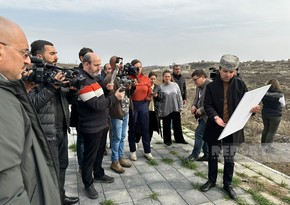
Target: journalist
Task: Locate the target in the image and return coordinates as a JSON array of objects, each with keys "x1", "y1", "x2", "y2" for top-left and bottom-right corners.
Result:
[{"x1": 28, "y1": 40, "x2": 79, "y2": 205}]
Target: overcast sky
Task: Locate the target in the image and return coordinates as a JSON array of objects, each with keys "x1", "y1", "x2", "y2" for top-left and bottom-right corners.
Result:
[{"x1": 1, "y1": 0, "x2": 290, "y2": 66}]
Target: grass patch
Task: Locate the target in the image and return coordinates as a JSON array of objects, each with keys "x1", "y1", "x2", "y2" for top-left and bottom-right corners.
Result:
[
  {"x1": 232, "y1": 176, "x2": 242, "y2": 187},
  {"x1": 162, "y1": 158, "x2": 174, "y2": 165},
  {"x1": 279, "y1": 180, "x2": 288, "y2": 188},
  {"x1": 191, "y1": 182, "x2": 200, "y2": 190},
  {"x1": 236, "y1": 172, "x2": 248, "y2": 178},
  {"x1": 236, "y1": 197, "x2": 251, "y2": 205},
  {"x1": 68, "y1": 143, "x2": 76, "y2": 152},
  {"x1": 247, "y1": 189, "x2": 275, "y2": 205},
  {"x1": 281, "y1": 195, "x2": 290, "y2": 204},
  {"x1": 195, "y1": 171, "x2": 207, "y2": 179},
  {"x1": 100, "y1": 199, "x2": 117, "y2": 205},
  {"x1": 148, "y1": 192, "x2": 159, "y2": 201},
  {"x1": 146, "y1": 159, "x2": 159, "y2": 166},
  {"x1": 155, "y1": 141, "x2": 163, "y2": 144},
  {"x1": 182, "y1": 159, "x2": 197, "y2": 170},
  {"x1": 218, "y1": 168, "x2": 223, "y2": 174},
  {"x1": 169, "y1": 150, "x2": 178, "y2": 156},
  {"x1": 242, "y1": 163, "x2": 252, "y2": 169}
]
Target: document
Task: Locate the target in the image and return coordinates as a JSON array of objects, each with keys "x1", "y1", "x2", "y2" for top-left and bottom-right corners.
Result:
[{"x1": 218, "y1": 84, "x2": 271, "y2": 140}]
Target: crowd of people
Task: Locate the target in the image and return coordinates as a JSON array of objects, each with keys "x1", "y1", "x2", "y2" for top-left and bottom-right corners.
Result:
[{"x1": 0, "y1": 16, "x2": 286, "y2": 204}]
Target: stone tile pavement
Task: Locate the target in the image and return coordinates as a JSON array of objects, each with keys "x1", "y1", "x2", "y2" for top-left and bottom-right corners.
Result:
[{"x1": 65, "y1": 127, "x2": 290, "y2": 205}]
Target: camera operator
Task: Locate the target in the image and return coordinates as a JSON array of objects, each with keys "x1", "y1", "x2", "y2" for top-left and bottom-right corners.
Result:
[
  {"x1": 127, "y1": 59, "x2": 154, "y2": 161},
  {"x1": 103, "y1": 56, "x2": 132, "y2": 174},
  {"x1": 28, "y1": 40, "x2": 79, "y2": 205}
]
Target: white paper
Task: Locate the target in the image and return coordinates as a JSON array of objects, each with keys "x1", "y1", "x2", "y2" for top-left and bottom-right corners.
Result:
[{"x1": 218, "y1": 84, "x2": 271, "y2": 140}]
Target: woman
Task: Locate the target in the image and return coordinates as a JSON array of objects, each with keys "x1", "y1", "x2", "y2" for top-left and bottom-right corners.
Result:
[
  {"x1": 128, "y1": 59, "x2": 154, "y2": 160},
  {"x1": 261, "y1": 79, "x2": 285, "y2": 152},
  {"x1": 160, "y1": 70, "x2": 188, "y2": 146},
  {"x1": 148, "y1": 71, "x2": 162, "y2": 141}
]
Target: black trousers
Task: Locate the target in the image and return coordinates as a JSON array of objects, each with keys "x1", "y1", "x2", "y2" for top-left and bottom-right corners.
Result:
[
  {"x1": 48, "y1": 129, "x2": 69, "y2": 200},
  {"x1": 81, "y1": 128, "x2": 107, "y2": 188},
  {"x1": 207, "y1": 142, "x2": 237, "y2": 186},
  {"x1": 162, "y1": 111, "x2": 185, "y2": 144}
]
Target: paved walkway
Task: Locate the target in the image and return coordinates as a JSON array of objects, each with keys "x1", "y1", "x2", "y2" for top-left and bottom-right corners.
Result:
[{"x1": 65, "y1": 127, "x2": 290, "y2": 205}]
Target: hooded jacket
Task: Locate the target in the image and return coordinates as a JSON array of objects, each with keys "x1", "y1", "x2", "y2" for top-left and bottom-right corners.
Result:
[{"x1": 0, "y1": 75, "x2": 61, "y2": 205}]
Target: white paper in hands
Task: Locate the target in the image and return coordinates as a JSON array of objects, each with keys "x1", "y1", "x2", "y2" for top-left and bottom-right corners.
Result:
[{"x1": 218, "y1": 84, "x2": 271, "y2": 140}]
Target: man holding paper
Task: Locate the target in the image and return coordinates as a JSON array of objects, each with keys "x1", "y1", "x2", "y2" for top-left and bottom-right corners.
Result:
[{"x1": 200, "y1": 54, "x2": 260, "y2": 200}]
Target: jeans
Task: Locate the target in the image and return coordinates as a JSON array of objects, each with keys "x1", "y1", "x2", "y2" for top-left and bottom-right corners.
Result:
[
  {"x1": 76, "y1": 129, "x2": 84, "y2": 169},
  {"x1": 191, "y1": 119, "x2": 208, "y2": 158},
  {"x1": 261, "y1": 116, "x2": 281, "y2": 144},
  {"x1": 111, "y1": 114, "x2": 129, "y2": 162}
]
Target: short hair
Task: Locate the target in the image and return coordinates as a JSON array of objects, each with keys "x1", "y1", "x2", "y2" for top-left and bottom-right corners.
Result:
[
  {"x1": 82, "y1": 53, "x2": 92, "y2": 64},
  {"x1": 103, "y1": 63, "x2": 110, "y2": 71},
  {"x1": 79, "y1": 47, "x2": 93, "y2": 58},
  {"x1": 173, "y1": 64, "x2": 180, "y2": 69},
  {"x1": 148, "y1": 71, "x2": 157, "y2": 78},
  {"x1": 131, "y1": 59, "x2": 141, "y2": 66},
  {"x1": 191, "y1": 69, "x2": 207, "y2": 78},
  {"x1": 30, "y1": 40, "x2": 53, "y2": 56}
]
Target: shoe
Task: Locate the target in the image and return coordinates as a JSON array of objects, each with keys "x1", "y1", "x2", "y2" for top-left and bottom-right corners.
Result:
[
  {"x1": 94, "y1": 174, "x2": 114, "y2": 183},
  {"x1": 130, "y1": 152, "x2": 137, "y2": 161},
  {"x1": 78, "y1": 168, "x2": 82, "y2": 174},
  {"x1": 119, "y1": 157, "x2": 132, "y2": 167},
  {"x1": 185, "y1": 154, "x2": 198, "y2": 161},
  {"x1": 110, "y1": 161, "x2": 125, "y2": 173},
  {"x1": 84, "y1": 185, "x2": 98, "y2": 199},
  {"x1": 223, "y1": 185, "x2": 237, "y2": 200},
  {"x1": 201, "y1": 181, "x2": 216, "y2": 192},
  {"x1": 175, "y1": 140, "x2": 188, "y2": 144},
  {"x1": 196, "y1": 155, "x2": 208, "y2": 161},
  {"x1": 165, "y1": 142, "x2": 172, "y2": 146},
  {"x1": 144, "y1": 153, "x2": 154, "y2": 160},
  {"x1": 63, "y1": 195, "x2": 79, "y2": 204}
]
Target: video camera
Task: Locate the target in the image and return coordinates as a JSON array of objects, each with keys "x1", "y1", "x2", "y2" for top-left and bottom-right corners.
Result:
[
  {"x1": 23, "y1": 56, "x2": 86, "y2": 90},
  {"x1": 209, "y1": 67, "x2": 219, "y2": 80},
  {"x1": 117, "y1": 62, "x2": 139, "y2": 91}
]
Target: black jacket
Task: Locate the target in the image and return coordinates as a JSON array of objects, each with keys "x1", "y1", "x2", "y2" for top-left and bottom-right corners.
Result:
[
  {"x1": 172, "y1": 73, "x2": 187, "y2": 101},
  {"x1": 28, "y1": 83, "x2": 78, "y2": 140},
  {"x1": 203, "y1": 75, "x2": 248, "y2": 144},
  {"x1": 77, "y1": 69, "x2": 118, "y2": 134}
]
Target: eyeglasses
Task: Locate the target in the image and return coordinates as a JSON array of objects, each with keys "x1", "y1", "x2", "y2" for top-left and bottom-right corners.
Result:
[
  {"x1": 0, "y1": 41, "x2": 31, "y2": 58},
  {"x1": 192, "y1": 76, "x2": 201, "y2": 81}
]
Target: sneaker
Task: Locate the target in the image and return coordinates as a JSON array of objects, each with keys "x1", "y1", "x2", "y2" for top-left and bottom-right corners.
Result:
[
  {"x1": 94, "y1": 174, "x2": 114, "y2": 183},
  {"x1": 185, "y1": 154, "x2": 198, "y2": 161},
  {"x1": 119, "y1": 157, "x2": 132, "y2": 167},
  {"x1": 110, "y1": 161, "x2": 125, "y2": 174},
  {"x1": 144, "y1": 153, "x2": 154, "y2": 160},
  {"x1": 84, "y1": 184, "x2": 98, "y2": 199},
  {"x1": 130, "y1": 152, "x2": 137, "y2": 161}
]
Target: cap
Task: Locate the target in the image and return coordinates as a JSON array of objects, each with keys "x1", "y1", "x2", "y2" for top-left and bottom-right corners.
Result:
[{"x1": 220, "y1": 54, "x2": 239, "y2": 71}]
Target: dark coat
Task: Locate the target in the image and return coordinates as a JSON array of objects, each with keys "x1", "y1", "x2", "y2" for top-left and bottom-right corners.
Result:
[
  {"x1": 203, "y1": 76, "x2": 248, "y2": 145},
  {"x1": 151, "y1": 84, "x2": 162, "y2": 134},
  {"x1": 28, "y1": 83, "x2": 78, "y2": 140},
  {"x1": 0, "y1": 77, "x2": 61, "y2": 205},
  {"x1": 172, "y1": 73, "x2": 187, "y2": 101}
]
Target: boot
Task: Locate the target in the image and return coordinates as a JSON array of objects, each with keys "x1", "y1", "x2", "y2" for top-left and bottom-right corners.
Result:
[
  {"x1": 110, "y1": 161, "x2": 125, "y2": 174},
  {"x1": 119, "y1": 157, "x2": 132, "y2": 167}
]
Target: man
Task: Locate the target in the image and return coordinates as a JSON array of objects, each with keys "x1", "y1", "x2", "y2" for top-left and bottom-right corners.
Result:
[
  {"x1": 0, "y1": 16, "x2": 61, "y2": 204},
  {"x1": 28, "y1": 40, "x2": 79, "y2": 204},
  {"x1": 186, "y1": 69, "x2": 211, "y2": 162},
  {"x1": 200, "y1": 54, "x2": 260, "y2": 200},
  {"x1": 104, "y1": 56, "x2": 132, "y2": 174},
  {"x1": 78, "y1": 52, "x2": 125, "y2": 199},
  {"x1": 70, "y1": 47, "x2": 93, "y2": 173},
  {"x1": 172, "y1": 64, "x2": 187, "y2": 105},
  {"x1": 98, "y1": 62, "x2": 112, "y2": 81}
]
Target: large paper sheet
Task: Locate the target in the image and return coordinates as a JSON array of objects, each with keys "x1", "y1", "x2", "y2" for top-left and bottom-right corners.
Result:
[{"x1": 218, "y1": 84, "x2": 271, "y2": 140}]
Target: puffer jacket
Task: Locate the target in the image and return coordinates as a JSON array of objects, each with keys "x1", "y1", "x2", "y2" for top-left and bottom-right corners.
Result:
[
  {"x1": 0, "y1": 76, "x2": 61, "y2": 205},
  {"x1": 28, "y1": 83, "x2": 78, "y2": 140}
]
